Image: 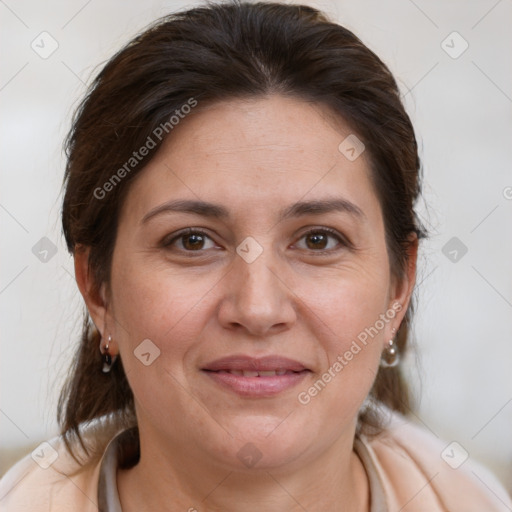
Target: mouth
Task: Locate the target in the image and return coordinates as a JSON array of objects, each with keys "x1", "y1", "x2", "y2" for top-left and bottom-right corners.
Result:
[{"x1": 201, "y1": 355, "x2": 311, "y2": 397}]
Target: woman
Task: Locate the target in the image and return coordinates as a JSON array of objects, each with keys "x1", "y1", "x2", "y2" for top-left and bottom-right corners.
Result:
[{"x1": 1, "y1": 1, "x2": 510, "y2": 510}]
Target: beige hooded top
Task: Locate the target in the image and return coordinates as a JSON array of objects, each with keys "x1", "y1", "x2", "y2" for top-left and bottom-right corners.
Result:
[{"x1": 1, "y1": 410, "x2": 510, "y2": 511}]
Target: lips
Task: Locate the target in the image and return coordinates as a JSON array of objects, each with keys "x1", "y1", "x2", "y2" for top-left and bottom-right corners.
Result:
[{"x1": 202, "y1": 355, "x2": 310, "y2": 397}]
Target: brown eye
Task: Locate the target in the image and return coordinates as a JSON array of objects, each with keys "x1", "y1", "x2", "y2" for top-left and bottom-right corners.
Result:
[
  {"x1": 295, "y1": 228, "x2": 346, "y2": 252},
  {"x1": 162, "y1": 229, "x2": 217, "y2": 252},
  {"x1": 305, "y1": 232, "x2": 329, "y2": 250},
  {"x1": 182, "y1": 233, "x2": 206, "y2": 250}
]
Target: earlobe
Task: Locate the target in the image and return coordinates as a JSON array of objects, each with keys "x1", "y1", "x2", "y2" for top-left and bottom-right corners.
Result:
[{"x1": 73, "y1": 245, "x2": 108, "y2": 336}]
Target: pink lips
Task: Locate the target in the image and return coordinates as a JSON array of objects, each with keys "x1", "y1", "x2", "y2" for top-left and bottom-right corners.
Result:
[{"x1": 202, "y1": 355, "x2": 310, "y2": 397}]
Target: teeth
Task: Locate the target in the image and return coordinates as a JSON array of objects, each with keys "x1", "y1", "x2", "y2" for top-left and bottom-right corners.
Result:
[
  {"x1": 242, "y1": 370, "x2": 259, "y2": 377},
  {"x1": 222, "y1": 369, "x2": 291, "y2": 377},
  {"x1": 258, "y1": 370, "x2": 277, "y2": 377}
]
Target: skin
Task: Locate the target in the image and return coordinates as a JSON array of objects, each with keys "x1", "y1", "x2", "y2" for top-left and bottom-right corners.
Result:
[{"x1": 75, "y1": 94, "x2": 417, "y2": 511}]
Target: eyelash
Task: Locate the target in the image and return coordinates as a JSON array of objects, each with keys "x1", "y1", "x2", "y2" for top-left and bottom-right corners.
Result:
[{"x1": 161, "y1": 227, "x2": 351, "y2": 256}]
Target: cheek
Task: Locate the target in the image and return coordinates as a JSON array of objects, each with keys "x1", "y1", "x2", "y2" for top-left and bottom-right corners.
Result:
[
  {"x1": 292, "y1": 267, "x2": 390, "y2": 405},
  {"x1": 295, "y1": 265, "x2": 390, "y2": 348},
  {"x1": 109, "y1": 257, "x2": 221, "y2": 366},
  {"x1": 109, "y1": 259, "x2": 219, "y2": 424}
]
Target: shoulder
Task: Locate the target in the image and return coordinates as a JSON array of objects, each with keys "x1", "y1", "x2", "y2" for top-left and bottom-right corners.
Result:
[
  {"x1": 0, "y1": 423, "x2": 120, "y2": 512},
  {"x1": 361, "y1": 407, "x2": 512, "y2": 511}
]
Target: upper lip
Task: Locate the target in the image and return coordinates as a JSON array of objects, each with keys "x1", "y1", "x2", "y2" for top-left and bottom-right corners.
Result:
[{"x1": 202, "y1": 355, "x2": 309, "y2": 372}]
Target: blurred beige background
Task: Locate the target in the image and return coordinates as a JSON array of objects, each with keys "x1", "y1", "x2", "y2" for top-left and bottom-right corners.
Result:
[{"x1": 1, "y1": 0, "x2": 511, "y2": 494}]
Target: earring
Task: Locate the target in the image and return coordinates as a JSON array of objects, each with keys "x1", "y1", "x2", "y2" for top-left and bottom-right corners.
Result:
[
  {"x1": 380, "y1": 330, "x2": 399, "y2": 368},
  {"x1": 100, "y1": 335, "x2": 117, "y2": 373}
]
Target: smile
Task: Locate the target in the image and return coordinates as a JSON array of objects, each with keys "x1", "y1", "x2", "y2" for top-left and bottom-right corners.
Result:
[{"x1": 202, "y1": 355, "x2": 311, "y2": 397}]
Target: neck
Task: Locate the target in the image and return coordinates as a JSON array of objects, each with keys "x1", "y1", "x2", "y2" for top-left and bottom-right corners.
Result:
[{"x1": 117, "y1": 426, "x2": 369, "y2": 512}]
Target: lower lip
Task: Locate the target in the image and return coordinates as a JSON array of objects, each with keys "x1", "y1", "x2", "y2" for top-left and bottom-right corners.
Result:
[{"x1": 203, "y1": 370, "x2": 309, "y2": 397}]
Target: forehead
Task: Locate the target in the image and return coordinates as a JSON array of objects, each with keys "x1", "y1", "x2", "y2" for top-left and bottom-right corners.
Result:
[{"x1": 120, "y1": 95, "x2": 379, "y2": 225}]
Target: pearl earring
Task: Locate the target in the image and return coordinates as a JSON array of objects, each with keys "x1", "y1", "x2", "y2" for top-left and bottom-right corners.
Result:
[
  {"x1": 100, "y1": 334, "x2": 117, "y2": 373},
  {"x1": 380, "y1": 328, "x2": 399, "y2": 368}
]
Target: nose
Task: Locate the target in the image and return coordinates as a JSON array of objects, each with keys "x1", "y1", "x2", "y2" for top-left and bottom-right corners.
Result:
[{"x1": 217, "y1": 247, "x2": 297, "y2": 337}]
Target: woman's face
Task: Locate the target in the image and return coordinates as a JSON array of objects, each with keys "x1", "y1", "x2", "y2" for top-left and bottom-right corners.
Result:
[{"x1": 83, "y1": 94, "x2": 415, "y2": 470}]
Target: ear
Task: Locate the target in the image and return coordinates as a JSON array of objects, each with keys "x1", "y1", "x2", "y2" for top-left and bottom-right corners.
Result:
[
  {"x1": 386, "y1": 233, "x2": 419, "y2": 337},
  {"x1": 74, "y1": 244, "x2": 109, "y2": 338}
]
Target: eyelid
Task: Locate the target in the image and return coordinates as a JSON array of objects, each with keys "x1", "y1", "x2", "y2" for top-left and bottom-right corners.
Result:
[
  {"x1": 161, "y1": 227, "x2": 219, "y2": 251},
  {"x1": 294, "y1": 226, "x2": 354, "y2": 252}
]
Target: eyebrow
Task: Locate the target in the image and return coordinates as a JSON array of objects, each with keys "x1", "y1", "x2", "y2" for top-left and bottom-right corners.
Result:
[{"x1": 141, "y1": 197, "x2": 365, "y2": 225}]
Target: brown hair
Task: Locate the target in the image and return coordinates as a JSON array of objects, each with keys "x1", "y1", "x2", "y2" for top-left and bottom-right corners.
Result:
[{"x1": 59, "y1": 0, "x2": 427, "y2": 458}]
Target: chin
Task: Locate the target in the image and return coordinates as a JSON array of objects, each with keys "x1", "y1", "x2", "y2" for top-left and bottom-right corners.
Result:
[{"x1": 212, "y1": 418, "x2": 312, "y2": 471}]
